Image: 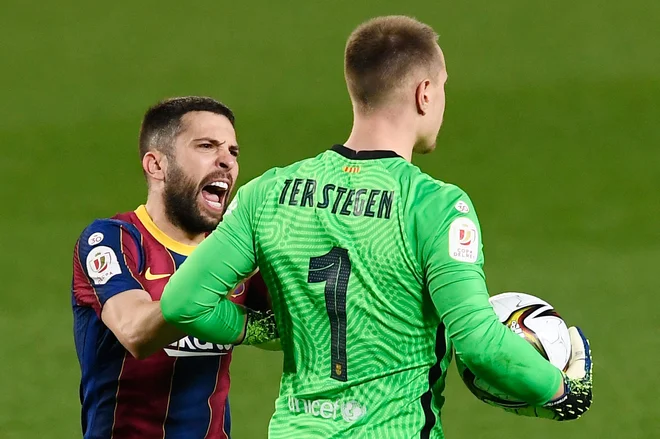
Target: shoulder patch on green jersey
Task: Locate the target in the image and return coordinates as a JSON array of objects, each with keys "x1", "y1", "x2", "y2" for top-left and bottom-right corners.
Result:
[
  {"x1": 403, "y1": 168, "x2": 483, "y2": 274},
  {"x1": 454, "y1": 200, "x2": 470, "y2": 214},
  {"x1": 448, "y1": 216, "x2": 479, "y2": 263}
]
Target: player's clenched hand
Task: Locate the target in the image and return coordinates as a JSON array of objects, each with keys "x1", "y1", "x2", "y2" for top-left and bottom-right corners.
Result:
[
  {"x1": 506, "y1": 326, "x2": 593, "y2": 421},
  {"x1": 240, "y1": 308, "x2": 279, "y2": 346},
  {"x1": 545, "y1": 326, "x2": 593, "y2": 420}
]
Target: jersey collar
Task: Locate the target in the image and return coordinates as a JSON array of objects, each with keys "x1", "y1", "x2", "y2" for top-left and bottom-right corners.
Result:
[
  {"x1": 134, "y1": 205, "x2": 197, "y2": 256},
  {"x1": 330, "y1": 144, "x2": 402, "y2": 160}
]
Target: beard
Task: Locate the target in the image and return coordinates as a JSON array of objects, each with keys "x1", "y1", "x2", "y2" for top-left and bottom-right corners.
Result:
[{"x1": 163, "y1": 162, "x2": 221, "y2": 235}]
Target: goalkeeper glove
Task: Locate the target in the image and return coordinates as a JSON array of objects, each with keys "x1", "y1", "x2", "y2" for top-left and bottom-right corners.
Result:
[
  {"x1": 506, "y1": 326, "x2": 593, "y2": 421},
  {"x1": 240, "y1": 308, "x2": 279, "y2": 346}
]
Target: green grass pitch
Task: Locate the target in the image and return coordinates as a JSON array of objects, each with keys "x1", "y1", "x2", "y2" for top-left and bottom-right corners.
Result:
[{"x1": 0, "y1": 1, "x2": 658, "y2": 438}]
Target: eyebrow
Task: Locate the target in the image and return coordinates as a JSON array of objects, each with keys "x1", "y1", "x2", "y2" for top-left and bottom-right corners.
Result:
[{"x1": 192, "y1": 137, "x2": 239, "y2": 149}]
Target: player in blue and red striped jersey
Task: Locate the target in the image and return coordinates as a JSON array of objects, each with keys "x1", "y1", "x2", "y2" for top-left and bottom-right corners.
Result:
[{"x1": 71, "y1": 96, "x2": 278, "y2": 439}]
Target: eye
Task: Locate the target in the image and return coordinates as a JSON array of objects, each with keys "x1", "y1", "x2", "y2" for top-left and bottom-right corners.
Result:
[
  {"x1": 230, "y1": 148, "x2": 240, "y2": 157},
  {"x1": 200, "y1": 143, "x2": 214, "y2": 149}
]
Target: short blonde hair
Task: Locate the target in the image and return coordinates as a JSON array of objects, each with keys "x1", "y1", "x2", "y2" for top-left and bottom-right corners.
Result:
[{"x1": 344, "y1": 16, "x2": 442, "y2": 112}]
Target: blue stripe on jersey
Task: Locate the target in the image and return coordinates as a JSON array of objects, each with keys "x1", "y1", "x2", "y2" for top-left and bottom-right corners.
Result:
[
  {"x1": 163, "y1": 356, "x2": 222, "y2": 438},
  {"x1": 73, "y1": 304, "x2": 125, "y2": 438},
  {"x1": 78, "y1": 219, "x2": 144, "y2": 305},
  {"x1": 105, "y1": 219, "x2": 145, "y2": 273},
  {"x1": 224, "y1": 398, "x2": 232, "y2": 438},
  {"x1": 170, "y1": 250, "x2": 187, "y2": 269}
]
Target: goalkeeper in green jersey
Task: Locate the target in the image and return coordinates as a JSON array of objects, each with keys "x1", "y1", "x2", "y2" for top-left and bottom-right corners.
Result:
[{"x1": 160, "y1": 15, "x2": 593, "y2": 438}]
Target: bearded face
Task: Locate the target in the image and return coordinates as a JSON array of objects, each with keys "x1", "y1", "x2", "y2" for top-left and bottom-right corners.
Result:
[{"x1": 163, "y1": 159, "x2": 234, "y2": 235}]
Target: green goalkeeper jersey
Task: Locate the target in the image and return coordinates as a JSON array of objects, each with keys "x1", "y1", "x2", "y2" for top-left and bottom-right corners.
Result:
[{"x1": 161, "y1": 145, "x2": 563, "y2": 439}]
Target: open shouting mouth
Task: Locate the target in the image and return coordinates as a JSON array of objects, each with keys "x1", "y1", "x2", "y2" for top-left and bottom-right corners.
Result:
[{"x1": 201, "y1": 180, "x2": 230, "y2": 212}]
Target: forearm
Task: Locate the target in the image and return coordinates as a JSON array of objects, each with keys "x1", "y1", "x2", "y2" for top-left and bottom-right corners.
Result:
[
  {"x1": 434, "y1": 276, "x2": 562, "y2": 406},
  {"x1": 160, "y1": 267, "x2": 280, "y2": 346},
  {"x1": 160, "y1": 232, "x2": 252, "y2": 344},
  {"x1": 102, "y1": 291, "x2": 184, "y2": 359},
  {"x1": 161, "y1": 285, "x2": 247, "y2": 345},
  {"x1": 452, "y1": 306, "x2": 562, "y2": 405},
  {"x1": 127, "y1": 301, "x2": 184, "y2": 358}
]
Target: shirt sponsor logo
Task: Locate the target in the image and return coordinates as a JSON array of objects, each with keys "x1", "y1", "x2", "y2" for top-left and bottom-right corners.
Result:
[
  {"x1": 86, "y1": 246, "x2": 122, "y2": 285},
  {"x1": 87, "y1": 232, "x2": 104, "y2": 246},
  {"x1": 287, "y1": 396, "x2": 367, "y2": 423},
  {"x1": 164, "y1": 336, "x2": 233, "y2": 357},
  {"x1": 449, "y1": 218, "x2": 479, "y2": 263}
]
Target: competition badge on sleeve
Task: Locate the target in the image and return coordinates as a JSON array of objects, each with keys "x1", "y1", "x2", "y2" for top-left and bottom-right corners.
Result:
[{"x1": 86, "y1": 246, "x2": 122, "y2": 285}]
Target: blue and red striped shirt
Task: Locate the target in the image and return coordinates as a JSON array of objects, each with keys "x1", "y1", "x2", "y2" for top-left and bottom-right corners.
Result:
[{"x1": 72, "y1": 205, "x2": 269, "y2": 439}]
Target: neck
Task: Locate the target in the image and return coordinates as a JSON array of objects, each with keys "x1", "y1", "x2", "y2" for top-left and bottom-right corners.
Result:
[
  {"x1": 344, "y1": 108, "x2": 415, "y2": 162},
  {"x1": 144, "y1": 195, "x2": 205, "y2": 246}
]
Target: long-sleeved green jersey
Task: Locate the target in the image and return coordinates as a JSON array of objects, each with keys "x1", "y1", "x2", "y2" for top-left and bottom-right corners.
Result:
[{"x1": 161, "y1": 145, "x2": 562, "y2": 439}]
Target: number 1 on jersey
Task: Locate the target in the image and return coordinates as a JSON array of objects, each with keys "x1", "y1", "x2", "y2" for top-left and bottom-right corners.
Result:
[{"x1": 308, "y1": 247, "x2": 351, "y2": 382}]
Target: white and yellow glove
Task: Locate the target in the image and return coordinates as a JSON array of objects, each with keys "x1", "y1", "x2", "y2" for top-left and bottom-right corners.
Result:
[{"x1": 507, "y1": 326, "x2": 593, "y2": 421}]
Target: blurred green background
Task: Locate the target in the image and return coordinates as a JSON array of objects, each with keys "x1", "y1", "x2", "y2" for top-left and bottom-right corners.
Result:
[{"x1": 1, "y1": 0, "x2": 658, "y2": 438}]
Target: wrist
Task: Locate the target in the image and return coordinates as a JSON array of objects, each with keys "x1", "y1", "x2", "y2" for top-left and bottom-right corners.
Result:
[
  {"x1": 549, "y1": 372, "x2": 568, "y2": 402},
  {"x1": 241, "y1": 309, "x2": 279, "y2": 346}
]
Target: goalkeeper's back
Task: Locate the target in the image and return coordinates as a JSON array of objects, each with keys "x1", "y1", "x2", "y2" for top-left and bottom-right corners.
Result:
[
  {"x1": 254, "y1": 144, "x2": 479, "y2": 438},
  {"x1": 159, "y1": 16, "x2": 590, "y2": 437}
]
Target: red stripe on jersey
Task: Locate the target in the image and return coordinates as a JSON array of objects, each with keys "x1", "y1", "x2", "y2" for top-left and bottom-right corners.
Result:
[
  {"x1": 203, "y1": 356, "x2": 232, "y2": 439},
  {"x1": 73, "y1": 240, "x2": 103, "y2": 316},
  {"x1": 111, "y1": 353, "x2": 177, "y2": 438}
]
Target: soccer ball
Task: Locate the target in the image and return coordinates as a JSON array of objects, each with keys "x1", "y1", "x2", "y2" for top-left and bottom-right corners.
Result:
[{"x1": 455, "y1": 292, "x2": 571, "y2": 408}]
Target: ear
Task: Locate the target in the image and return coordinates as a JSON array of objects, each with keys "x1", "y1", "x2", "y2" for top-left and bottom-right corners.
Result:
[
  {"x1": 142, "y1": 150, "x2": 168, "y2": 182},
  {"x1": 415, "y1": 79, "x2": 431, "y2": 115}
]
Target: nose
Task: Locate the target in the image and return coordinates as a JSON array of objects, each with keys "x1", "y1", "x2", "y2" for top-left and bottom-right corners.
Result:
[{"x1": 217, "y1": 149, "x2": 237, "y2": 170}]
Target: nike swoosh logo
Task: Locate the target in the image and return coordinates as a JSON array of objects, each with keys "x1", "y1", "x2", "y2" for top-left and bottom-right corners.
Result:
[{"x1": 145, "y1": 267, "x2": 171, "y2": 281}]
